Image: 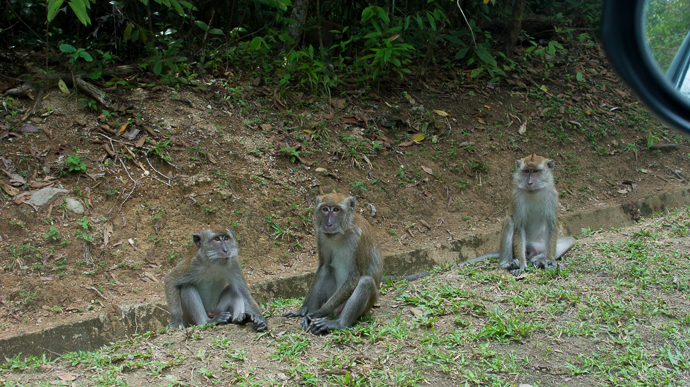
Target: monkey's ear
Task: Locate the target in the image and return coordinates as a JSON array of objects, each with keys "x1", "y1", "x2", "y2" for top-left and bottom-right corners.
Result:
[
  {"x1": 515, "y1": 159, "x2": 522, "y2": 169},
  {"x1": 348, "y1": 196, "x2": 356, "y2": 211},
  {"x1": 315, "y1": 195, "x2": 323, "y2": 206},
  {"x1": 546, "y1": 159, "x2": 555, "y2": 170},
  {"x1": 193, "y1": 234, "x2": 202, "y2": 247}
]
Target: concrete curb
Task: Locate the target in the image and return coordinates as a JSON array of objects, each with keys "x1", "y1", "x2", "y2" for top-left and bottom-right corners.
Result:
[{"x1": 2, "y1": 187, "x2": 689, "y2": 360}]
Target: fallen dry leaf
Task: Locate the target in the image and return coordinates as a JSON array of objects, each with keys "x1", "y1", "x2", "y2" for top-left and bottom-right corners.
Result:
[
  {"x1": 410, "y1": 307, "x2": 423, "y2": 316},
  {"x1": 433, "y1": 109, "x2": 450, "y2": 117},
  {"x1": 260, "y1": 124, "x2": 272, "y2": 131},
  {"x1": 56, "y1": 372, "x2": 80, "y2": 381},
  {"x1": 398, "y1": 140, "x2": 415, "y2": 147},
  {"x1": 421, "y1": 166, "x2": 433, "y2": 175},
  {"x1": 144, "y1": 272, "x2": 159, "y2": 283},
  {"x1": 0, "y1": 180, "x2": 19, "y2": 196},
  {"x1": 412, "y1": 133, "x2": 425, "y2": 142},
  {"x1": 518, "y1": 121, "x2": 527, "y2": 135}
]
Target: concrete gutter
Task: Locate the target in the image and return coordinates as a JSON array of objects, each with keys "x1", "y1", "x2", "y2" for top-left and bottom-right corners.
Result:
[{"x1": 2, "y1": 187, "x2": 689, "y2": 360}]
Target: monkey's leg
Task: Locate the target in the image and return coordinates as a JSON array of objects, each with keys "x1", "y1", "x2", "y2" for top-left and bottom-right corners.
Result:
[
  {"x1": 180, "y1": 285, "x2": 230, "y2": 326},
  {"x1": 499, "y1": 217, "x2": 525, "y2": 276},
  {"x1": 505, "y1": 227, "x2": 527, "y2": 276},
  {"x1": 309, "y1": 275, "x2": 377, "y2": 334},
  {"x1": 220, "y1": 284, "x2": 268, "y2": 331},
  {"x1": 213, "y1": 286, "x2": 244, "y2": 324}
]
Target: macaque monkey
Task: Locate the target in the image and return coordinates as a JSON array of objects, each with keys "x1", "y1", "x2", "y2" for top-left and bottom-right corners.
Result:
[
  {"x1": 461, "y1": 154, "x2": 575, "y2": 276},
  {"x1": 164, "y1": 227, "x2": 267, "y2": 331},
  {"x1": 303, "y1": 20, "x2": 346, "y2": 49},
  {"x1": 283, "y1": 191, "x2": 383, "y2": 334}
]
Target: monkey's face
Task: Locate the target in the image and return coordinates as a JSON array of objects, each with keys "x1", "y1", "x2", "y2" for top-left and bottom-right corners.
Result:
[
  {"x1": 315, "y1": 193, "x2": 355, "y2": 236},
  {"x1": 318, "y1": 204, "x2": 345, "y2": 235},
  {"x1": 193, "y1": 229, "x2": 238, "y2": 261},
  {"x1": 515, "y1": 154, "x2": 555, "y2": 191}
]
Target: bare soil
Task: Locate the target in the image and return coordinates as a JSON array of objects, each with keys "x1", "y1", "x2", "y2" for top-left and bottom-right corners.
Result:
[{"x1": 1, "y1": 42, "x2": 689, "y2": 339}]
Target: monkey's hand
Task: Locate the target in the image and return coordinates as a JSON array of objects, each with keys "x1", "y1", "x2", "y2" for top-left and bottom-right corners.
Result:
[
  {"x1": 208, "y1": 311, "x2": 233, "y2": 325},
  {"x1": 308, "y1": 318, "x2": 341, "y2": 335},
  {"x1": 249, "y1": 313, "x2": 268, "y2": 332},
  {"x1": 283, "y1": 307, "x2": 308, "y2": 318},
  {"x1": 299, "y1": 315, "x2": 312, "y2": 331}
]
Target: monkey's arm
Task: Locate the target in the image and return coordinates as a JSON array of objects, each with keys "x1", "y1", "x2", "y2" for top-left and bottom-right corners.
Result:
[
  {"x1": 164, "y1": 273, "x2": 185, "y2": 328},
  {"x1": 283, "y1": 262, "x2": 328, "y2": 318},
  {"x1": 308, "y1": 269, "x2": 359, "y2": 320}
]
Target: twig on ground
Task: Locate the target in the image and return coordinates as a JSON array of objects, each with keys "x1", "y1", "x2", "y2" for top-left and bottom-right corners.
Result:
[
  {"x1": 115, "y1": 158, "x2": 139, "y2": 214},
  {"x1": 146, "y1": 157, "x2": 172, "y2": 187}
]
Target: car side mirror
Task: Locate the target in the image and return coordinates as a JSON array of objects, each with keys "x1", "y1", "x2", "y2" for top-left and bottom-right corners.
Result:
[{"x1": 602, "y1": 0, "x2": 690, "y2": 136}]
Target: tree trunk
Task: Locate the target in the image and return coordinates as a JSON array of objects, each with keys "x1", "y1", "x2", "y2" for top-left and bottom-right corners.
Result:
[
  {"x1": 288, "y1": 0, "x2": 311, "y2": 44},
  {"x1": 503, "y1": 0, "x2": 526, "y2": 58}
]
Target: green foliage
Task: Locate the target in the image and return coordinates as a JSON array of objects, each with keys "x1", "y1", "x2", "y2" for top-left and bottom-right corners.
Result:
[
  {"x1": 147, "y1": 140, "x2": 173, "y2": 163},
  {"x1": 646, "y1": 0, "x2": 690, "y2": 72},
  {"x1": 59, "y1": 44, "x2": 93, "y2": 64},
  {"x1": 357, "y1": 5, "x2": 415, "y2": 83},
  {"x1": 280, "y1": 46, "x2": 344, "y2": 95},
  {"x1": 280, "y1": 147, "x2": 300, "y2": 163},
  {"x1": 75, "y1": 216, "x2": 93, "y2": 244},
  {"x1": 65, "y1": 155, "x2": 87, "y2": 173},
  {"x1": 43, "y1": 227, "x2": 62, "y2": 242},
  {"x1": 48, "y1": 0, "x2": 95, "y2": 25}
]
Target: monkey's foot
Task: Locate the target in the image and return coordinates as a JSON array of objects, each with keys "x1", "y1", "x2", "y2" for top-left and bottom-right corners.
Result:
[
  {"x1": 230, "y1": 312, "x2": 247, "y2": 324},
  {"x1": 534, "y1": 259, "x2": 565, "y2": 271},
  {"x1": 208, "y1": 311, "x2": 233, "y2": 325},
  {"x1": 502, "y1": 259, "x2": 525, "y2": 276},
  {"x1": 509, "y1": 268, "x2": 525, "y2": 276},
  {"x1": 300, "y1": 315, "x2": 312, "y2": 331},
  {"x1": 308, "y1": 318, "x2": 342, "y2": 334}
]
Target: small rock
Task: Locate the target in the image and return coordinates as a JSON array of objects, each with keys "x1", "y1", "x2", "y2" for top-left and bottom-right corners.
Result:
[
  {"x1": 218, "y1": 189, "x2": 232, "y2": 200},
  {"x1": 26, "y1": 187, "x2": 69, "y2": 207},
  {"x1": 65, "y1": 198, "x2": 85, "y2": 214},
  {"x1": 315, "y1": 167, "x2": 328, "y2": 174}
]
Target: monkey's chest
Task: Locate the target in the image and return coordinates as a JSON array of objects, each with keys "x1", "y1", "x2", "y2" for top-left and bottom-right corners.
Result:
[
  {"x1": 196, "y1": 278, "x2": 228, "y2": 309},
  {"x1": 322, "y1": 245, "x2": 352, "y2": 288}
]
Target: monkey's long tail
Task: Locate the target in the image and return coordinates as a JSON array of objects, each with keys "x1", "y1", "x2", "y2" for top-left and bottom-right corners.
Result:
[
  {"x1": 453, "y1": 251, "x2": 499, "y2": 268},
  {"x1": 382, "y1": 271, "x2": 430, "y2": 284}
]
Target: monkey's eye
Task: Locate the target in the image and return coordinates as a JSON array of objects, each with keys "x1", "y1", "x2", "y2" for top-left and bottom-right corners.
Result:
[{"x1": 332, "y1": 207, "x2": 340, "y2": 212}]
